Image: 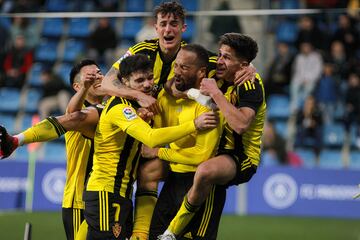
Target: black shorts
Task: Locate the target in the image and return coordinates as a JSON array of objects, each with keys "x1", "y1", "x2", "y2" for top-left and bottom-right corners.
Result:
[
  {"x1": 62, "y1": 207, "x2": 85, "y2": 240},
  {"x1": 217, "y1": 149, "x2": 257, "y2": 187},
  {"x1": 83, "y1": 191, "x2": 133, "y2": 240},
  {"x1": 149, "y1": 171, "x2": 226, "y2": 240}
]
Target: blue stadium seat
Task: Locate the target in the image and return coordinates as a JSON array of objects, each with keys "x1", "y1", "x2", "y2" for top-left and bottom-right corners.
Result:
[
  {"x1": 267, "y1": 94, "x2": 290, "y2": 120},
  {"x1": 25, "y1": 89, "x2": 42, "y2": 113},
  {"x1": 56, "y1": 62, "x2": 73, "y2": 86},
  {"x1": 153, "y1": 0, "x2": 163, "y2": 8},
  {"x1": 35, "y1": 40, "x2": 58, "y2": 62},
  {"x1": 42, "y1": 18, "x2": 64, "y2": 38},
  {"x1": 295, "y1": 148, "x2": 316, "y2": 168},
  {"x1": 323, "y1": 123, "x2": 345, "y2": 148},
  {"x1": 21, "y1": 114, "x2": 35, "y2": 130},
  {"x1": 126, "y1": 0, "x2": 146, "y2": 11},
  {"x1": 13, "y1": 146, "x2": 29, "y2": 161},
  {"x1": 122, "y1": 18, "x2": 143, "y2": 40},
  {"x1": 280, "y1": 0, "x2": 300, "y2": 9},
  {"x1": 181, "y1": 0, "x2": 198, "y2": 11},
  {"x1": 350, "y1": 125, "x2": 359, "y2": 149},
  {"x1": 62, "y1": 39, "x2": 85, "y2": 62},
  {"x1": 0, "y1": 88, "x2": 21, "y2": 113},
  {"x1": 0, "y1": 17, "x2": 11, "y2": 29},
  {"x1": 349, "y1": 151, "x2": 360, "y2": 169},
  {"x1": 276, "y1": 21, "x2": 298, "y2": 43},
  {"x1": 42, "y1": 142, "x2": 66, "y2": 162},
  {"x1": 183, "y1": 17, "x2": 195, "y2": 42},
  {"x1": 68, "y1": 18, "x2": 91, "y2": 38},
  {"x1": 152, "y1": 0, "x2": 198, "y2": 11},
  {"x1": 273, "y1": 120, "x2": 288, "y2": 138},
  {"x1": 319, "y1": 150, "x2": 343, "y2": 169},
  {"x1": 0, "y1": 113, "x2": 16, "y2": 134},
  {"x1": 261, "y1": 150, "x2": 280, "y2": 167},
  {"x1": 46, "y1": 0, "x2": 68, "y2": 12},
  {"x1": 46, "y1": 142, "x2": 66, "y2": 161},
  {"x1": 28, "y1": 63, "x2": 44, "y2": 87}
]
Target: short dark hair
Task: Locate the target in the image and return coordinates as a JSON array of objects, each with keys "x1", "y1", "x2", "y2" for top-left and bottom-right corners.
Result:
[
  {"x1": 181, "y1": 44, "x2": 209, "y2": 69},
  {"x1": 153, "y1": 1, "x2": 185, "y2": 24},
  {"x1": 69, "y1": 59, "x2": 99, "y2": 86},
  {"x1": 119, "y1": 54, "x2": 153, "y2": 80},
  {"x1": 219, "y1": 33, "x2": 258, "y2": 63}
]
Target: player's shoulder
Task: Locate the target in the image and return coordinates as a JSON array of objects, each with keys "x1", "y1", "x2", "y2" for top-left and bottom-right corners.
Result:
[
  {"x1": 130, "y1": 39, "x2": 159, "y2": 53},
  {"x1": 106, "y1": 97, "x2": 133, "y2": 113}
]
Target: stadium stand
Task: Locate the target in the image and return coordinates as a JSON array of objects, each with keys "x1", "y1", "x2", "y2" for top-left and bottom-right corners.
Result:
[{"x1": 42, "y1": 18, "x2": 65, "y2": 38}]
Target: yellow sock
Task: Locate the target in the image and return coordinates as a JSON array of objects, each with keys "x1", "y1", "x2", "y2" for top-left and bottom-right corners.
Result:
[
  {"x1": 168, "y1": 195, "x2": 200, "y2": 235},
  {"x1": 132, "y1": 190, "x2": 158, "y2": 239},
  {"x1": 22, "y1": 117, "x2": 66, "y2": 144},
  {"x1": 74, "y1": 220, "x2": 88, "y2": 240}
]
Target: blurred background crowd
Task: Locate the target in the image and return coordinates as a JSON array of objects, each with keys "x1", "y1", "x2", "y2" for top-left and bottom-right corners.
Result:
[{"x1": 0, "y1": 0, "x2": 359, "y2": 169}]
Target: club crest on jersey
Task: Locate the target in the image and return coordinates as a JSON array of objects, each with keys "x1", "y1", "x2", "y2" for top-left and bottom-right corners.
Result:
[
  {"x1": 123, "y1": 107, "x2": 137, "y2": 120},
  {"x1": 112, "y1": 223, "x2": 122, "y2": 238}
]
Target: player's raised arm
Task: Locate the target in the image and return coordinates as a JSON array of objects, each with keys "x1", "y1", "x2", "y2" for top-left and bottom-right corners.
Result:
[{"x1": 101, "y1": 66, "x2": 160, "y2": 114}]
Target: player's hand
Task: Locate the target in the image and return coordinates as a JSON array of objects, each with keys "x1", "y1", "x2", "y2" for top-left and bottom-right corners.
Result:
[
  {"x1": 137, "y1": 108, "x2": 154, "y2": 121},
  {"x1": 141, "y1": 145, "x2": 159, "y2": 159},
  {"x1": 234, "y1": 64, "x2": 256, "y2": 86},
  {"x1": 136, "y1": 93, "x2": 160, "y2": 115},
  {"x1": 200, "y1": 78, "x2": 222, "y2": 98},
  {"x1": 194, "y1": 111, "x2": 219, "y2": 131},
  {"x1": 82, "y1": 71, "x2": 97, "y2": 90}
]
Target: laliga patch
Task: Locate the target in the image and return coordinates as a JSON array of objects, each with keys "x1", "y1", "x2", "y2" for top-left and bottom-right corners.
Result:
[{"x1": 123, "y1": 107, "x2": 137, "y2": 120}]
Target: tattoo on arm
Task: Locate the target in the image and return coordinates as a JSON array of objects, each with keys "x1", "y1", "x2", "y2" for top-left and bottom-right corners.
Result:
[{"x1": 112, "y1": 78, "x2": 124, "y2": 89}]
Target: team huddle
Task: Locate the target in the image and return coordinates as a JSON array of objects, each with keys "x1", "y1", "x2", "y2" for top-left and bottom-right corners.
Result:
[{"x1": 0, "y1": 2, "x2": 266, "y2": 240}]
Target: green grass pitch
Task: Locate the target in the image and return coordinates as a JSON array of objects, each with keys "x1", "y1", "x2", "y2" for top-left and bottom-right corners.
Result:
[{"x1": 0, "y1": 212, "x2": 359, "y2": 239}]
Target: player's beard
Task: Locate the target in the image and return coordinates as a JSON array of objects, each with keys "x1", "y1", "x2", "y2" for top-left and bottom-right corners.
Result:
[{"x1": 175, "y1": 75, "x2": 197, "y2": 92}]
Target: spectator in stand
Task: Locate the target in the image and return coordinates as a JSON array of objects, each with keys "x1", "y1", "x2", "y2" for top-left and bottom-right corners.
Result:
[
  {"x1": 38, "y1": 68, "x2": 71, "y2": 119},
  {"x1": 295, "y1": 95, "x2": 323, "y2": 162},
  {"x1": 94, "y1": 0, "x2": 118, "y2": 12},
  {"x1": 262, "y1": 120, "x2": 303, "y2": 167},
  {"x1": 326, "y1": 40, "x2": 350, "y2": 85},
  {"x1": 344, "y1": 72, "x2": 360, "y2": 148},
  {"x1": 10, "y1": 16, "x2": 39, "y2": 50},
  {"x1": 262, "y1": 121, "x2": 288, "y2": 165},
  {"x1": 264, "y1": 41, "x2": 294, "y2": 97},
  {"x1": 295, "y1": 16, "x2": 326, "y2": 52},
  {"x1": 209, "y1": 0, "x2": 242, "y2": 47},
  {"x1": 314, "y1": 62, "x2": 338, "y2": 124},
  {"x1": 136, "y1": 17, "x2": 157, "y2": 42},
  {"x1": 88, "y1": 17, "x2": 117, "y2": 67},
  {"x1": 332, "y1": 14, "x2": 359, "y2": 58},
  {"x1": 290, "y1": 41, "x2": 323, "y2": 113},
  {"x1": 0, "y1": 22, "x2": 10, "y2": 87},
  {"x1": 3, "y1": 34, "x2": 33, "y2": 89}
]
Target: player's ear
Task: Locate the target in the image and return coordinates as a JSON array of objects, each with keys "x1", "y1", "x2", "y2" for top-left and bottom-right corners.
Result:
[
  {"x1": 181, "y1": 23, "x2": 187, "y2": 33},
  {"x1": 72, "y1": 82, "x2": 80, "y2": 92},
  {"x1": 197, "y1": 66, "x2": 207, "y2": 79}
]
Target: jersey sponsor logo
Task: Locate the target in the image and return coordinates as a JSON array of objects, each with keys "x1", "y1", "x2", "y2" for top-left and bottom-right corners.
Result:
[
  {"x1": 112, "y1": 223, "x2": 122, "y2": 238},
  {"x1": 263, "y1": 173, "x2": 298, "y2": 209},
  {"x1": 123, "y1": 107, "x2": 137, "y2": 120},
  {"x1": 42, "y1": 168, "x2": 66, "y2": 204}
]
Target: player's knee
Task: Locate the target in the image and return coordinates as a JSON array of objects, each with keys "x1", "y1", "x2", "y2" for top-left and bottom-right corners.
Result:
[{"x1": 195, "y1": 163, "x2": 218, "y2": 185}]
